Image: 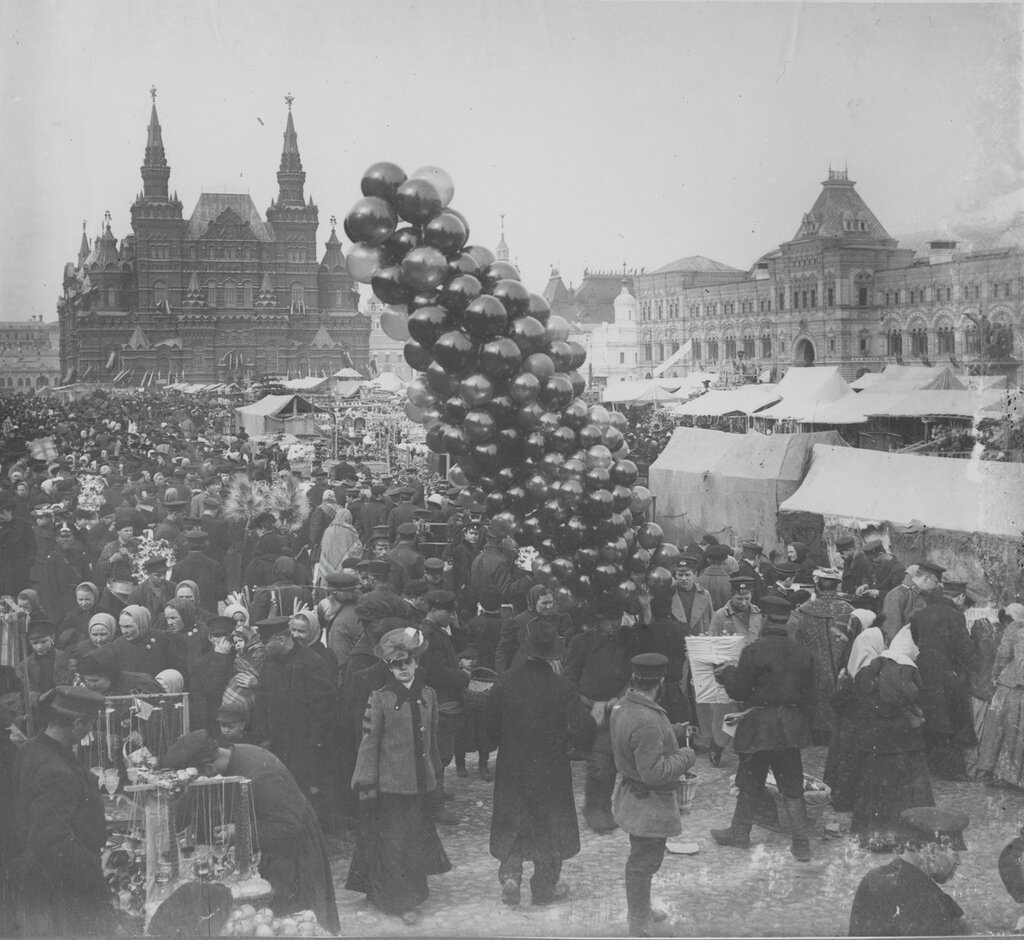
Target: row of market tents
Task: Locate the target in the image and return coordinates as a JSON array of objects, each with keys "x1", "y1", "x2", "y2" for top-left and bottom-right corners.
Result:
[
  {"x1": 665, "y1": 364, "x2": 1018, "y2": 423},
  {"x1": 648, "y1": 425, "x2": 1024, "y2": 605}
]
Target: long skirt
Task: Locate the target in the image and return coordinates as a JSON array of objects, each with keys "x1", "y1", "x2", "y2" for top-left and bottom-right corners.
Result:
[
  {"x1": 977, "y1": 684, "x2": 1024, "y2": 787},
  {"x1": 346, "y1": 793, "x2": 451, "y2": 915},
  {"x1": 965, "y1": 697, "x2": 989, "y2": 777},
  {"x1": 850, "y1": 749, "x2": 934, "y2": 850},
  {"x1": 823, "y1": 715, "x2": 873, "y2": 812}
]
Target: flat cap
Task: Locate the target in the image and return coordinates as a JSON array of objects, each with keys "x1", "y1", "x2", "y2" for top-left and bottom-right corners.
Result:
[
  {"x1": 900, "y1": 806, "x2": 969, "y2": 851},
  {"x1": 396, "y1": 522, "x2": 418, "y2": 537},
  {"x1": 834, "y1": 535, "x2": 856, "y2": 549},
  {"x1": 254, "y1": 615, "x2": 291, "y2": 640},
  {"x1": 424, "y1": 589, "x2": 457, "y2": 610},
  {"x1": 705, "y1": 544, "x2": 730, "y2": 562},
  {"x1": 206, "y1": 616, "x2": 236, "y2": 637},
  {"x1": 162, "y1": 730, "x2": 220, "y2": 770},
  {"x1": 917, "y1": 560, "x2": 947, "y2": 579},
  {"x1": 423, "y1": 557, "x2": 445, "y2": 571},
  {"x1": 325, "y1": 570, "x2": 361, "y2": 590},
  {"x1": 631, "y1": 652, "x2": 669, "y2": 678},
  {"x1": 357, "y1": 559, "x2": 391, "y2": 578},
  {"x1": 40, "y1": 685, "x2": 105, "y2": 718}
]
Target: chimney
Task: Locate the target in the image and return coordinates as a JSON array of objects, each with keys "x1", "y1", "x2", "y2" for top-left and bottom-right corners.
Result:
[{"x1": 928, "y1": 240, "x2": 957, "y2": 265}]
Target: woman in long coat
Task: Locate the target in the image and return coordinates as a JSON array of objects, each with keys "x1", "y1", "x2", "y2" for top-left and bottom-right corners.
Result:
[
  {"x1": 850, "y1": 624, "x2": 935, "y2": 850},
  {"x1": 483, "y1": 620, "x2": 597, "y2": 906},
  {"x1": 347, "y1": 627, "x2": 450, "y2": 925},
  {"x1": 977, "y1": 604, "x2": 1024, "y2": 788}
]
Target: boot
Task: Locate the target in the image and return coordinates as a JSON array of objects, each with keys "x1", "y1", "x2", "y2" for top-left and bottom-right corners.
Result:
[
  {"x1": 626, "y1": 874, "x2": 674, "y2": 936},
  {"x1": 784, "y1": 795, "x2": 811, "y2": 862},
  {"x1": 583, "y1": 768, "x2": 618, "y2": 834},
  {"x1": 478, "y1": 752, "x2": 493, "y2": 782},
  {"x1": 710, "y1": 789, "x2": 757, "y2": 848}
]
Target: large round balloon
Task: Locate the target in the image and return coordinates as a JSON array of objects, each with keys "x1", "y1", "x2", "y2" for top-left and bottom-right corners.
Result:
[
  {"x1": 603, "y1": 427, "x2": 625, "y2": 452},
  {"x1": 548, "y1": 341, "x2": 573, "y2": 373},
  {"x1": 425, "y1": 423, "x2": 447, "y2": 453},
  {"x1": 625, "y1": 547, "x2": 652, "y2": 574},
  {"x1": 407, "y1": 305, "x2": 452, "y2": 347},
  {"x1": 636, "y1": 522, "x2": 664, "y2": 550},
  {"x1": 406, "y1": 376, "x2": 437, "y2": 409},
  {"x1": 549, "y1": 426, "x2": 577, "y2": 455},
  {"x1": 525, "y1": 473, "x2": 549, "y2": 503},
  {"x1": 402, "y1": 247, "x2": 449, "y2": 292},
  {"x1": 463, "y1": 410, "x2": 496, "y2": 444},
  {"x1": 540, "y1": 451, "x2": 566, "y2": 478},
  {"x1": 423, "y1": 210, "x2": 468, "y2": 254},
  {"x1": 462, "y1": 295, "x2": 508, "y2": 342},
  {"x1": 410, "y1": 166, "x2": 455, "y2": 206},
  {"x1": 425, "y1": 360, "x2": 459, "y2": 397},
  {"x1": 344, "y1": 196, "x2": 397, "y2": 246},
  {"x1": 516, "y1": 403, "x2": 544, "y2": 431},
  {"x1": 465, "y1": 245, "x2": 496, "y2": 270},
  {"x1": 459, "y1": 373, "x2": 494, "y2": 407},
  {"x1": 593, "y1": 563, "x2": 623, "y2": 592},
  {"x1": 432, "y1": 330, "x2": 477, "y2": 374},
  {"x1": 447, "y1": 463, "x2": 469, "y2": 487},
  {"x1": 577, "y1": 424, "x2": 602, "y2": 449},
  {"x1": 380, "y1": 226, "x2": 422, "y2": 266},
  {"x1": 491, "y1": 279, "x2": 531, "y2": 319},
  {"x1": 559, "y1": 478, "x2": 584, "y2": 509},
  {"x1": 585, "y1": 466, "x2": 611, "y2": 492},
  {"x1": 488, "y1": 394, "x2": 516, "y2": 426},
  {"x1": 420, "y1": 405, "x2": 442, "y2": 429},
  {"x1": 442, "y1": 425, "x2": 469, "y2": 456},
  {"x1": 568, "y1": 340, "x2": 588, "y2": 370},
  {"x1": 372, "y1": 266, "x2": 412, "y2": 305},
  {"x1": 523, "y1": 432, "x2": 546, "y2": 461},
  {"x1": 585, "y1": 444, "x2": 614, "y2": 470},
  {"x1": 480, "y1": 261, "x2": 520, "y2": 291},
  {"x1": 611, "y1": 484, "x2": 633, "y2": 512},
  {"x1": 471, "y1": 442, "x2": 502, "y2": 471},
  {"x1": 448, "y1": 251, "x2": 481, "y2": 277},
  {"x1": 609, "y1": 410, "x2": 628, "y2": 432},
  {"x1": 380, "y1": 307, "x2": 411, "y2": 342},
  {"x1": 345, "y1": 243, "x2": 382, "y2": 283},
  {"x1": 496, "y1": 425, "x2": 522, "y2": 458},
  {"x1": 403, "y1": 338, "x2": 433, "y2": 371},
  {"x1": 576, "y1": 546, "x2": 600, "y2": 573},
  {"x1": 509, "y1": 372, "x2": 541, "y2": 405},
  {"x1": 610, "y1": 459, "x2": 639, "y2": 487},
  {"x1": 361, "y1": 161, "x2": 407, "y2": 199},
  {"x1": 395, "y1": 178, "x2": 443, "y2": 226},
  {"x1": 567, "y1": 371, "x2": 586, "y2": 398},
  {"x1": 438, "y1": 274, "x2": 481, "y2": 315},
  {"x1": 527, "y1": 293, "x2": 551, "y2": 325},
  {"x1": 540, "y1": 374, "x2": 574, "y2": 411},
  {"x1": 485, "y1": 490, "x2": 508, "y2": 516},
  {"x1": 444, "y1": 396, "x2": 471, "y2": 424},
  {"x1": 538, "y1": 412, "x2": 562, "y2": 439},
  {"x1": 584, "y1": 488, "x2": 615, "y2": 521},
  {"x1": 616, "y1": 578, "x2": 641, "y2": 611},
  {"x1": 647, "y1": 566, "x2": 675, "y2": 597},
  {"x1": 404, "y1": 401, "x2": 425, "y2": 424},
  {"x1": 587, "y1": 405, "x2": 611, "y2": 431},
  {"x1": 630, "y1": 484, "x2": 653, "y2": 516},
  {"x1": 523, "y1": 353, "x2": 555, "y2": 382},
  {"x1": 601, "y1": 537, "x2": 629, "y2": 563},
  {"x1": 478, "y1": 338, "x2": 522, "y2": 381},
  {"x1": 651, "y1": 541, "x2": 681, "y2": 569},
  {"x1": 544, "y1": 315, "x2": 571, "y2": 344},
  {"x1": 507, "y1": 316, "x2": 546, "y2": 357}
]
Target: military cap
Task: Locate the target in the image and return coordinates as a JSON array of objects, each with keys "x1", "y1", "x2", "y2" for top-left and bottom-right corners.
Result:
[
  {"x1": 216, "y1": 702, "x2": 249, "y2": 725},
  {"x1": 705, "y1": 544, "x2": 730, "y2": 562},
  {"x1": 370, "y1": 483, "x2": 386, "y2": 496},
  {"x1": 759, "y1": 594, "x2": 793, "y2": 616},
  {"x1": 772, "y1": 561, "x2": 798, "y2": 578},
  {"x1": 741, "y1": 540, "x2": 763, "y2": 553},
  {"x1": 729, "y1": 575, "x2": 754, "y2": 591},
  {"x1": 917, "y1": 560, "x2": 947, "y2": 579},
  {"x1": 27, "y1": 619, "x2": 57, "y2": 639},
  {"x1": 354, "y1": 598, "x2": 393, "y2": 622},
  {"x1": 423, "y1": 557, "x2": 445, "y2": 571},
  {"x1": 183, "y1": 527, "x2": 207, "y2": 544},
  {"x1": 424, "y1": 589, "x2": 457, "y2": 610},
  {"x1": 202, "y1": 495, "x2": 221, "y2": 509},
  {"x1": 403, "y1": 579, "x2": 430, "y2": 598},
  {"x1": 675, "y1": 552, "x2": 704, "y2": 572},
  {"x1": 396, "y1": 522, "x2": 418, "y2": 537},
  {"x1": 206, "y1": 616, "x2": 236, "y2": 637},
  {"x1": 142, "y1": 556, "x2": 169, "y2": 572},
  {"x1": 114, "y1": 508, "x2": 138, "y2": 529},
  {"x1": 521, "y1": 619, "x2": 565, "y2": 661},
  {"x1": 941, "y1": 578, "x2": 970, "y2": 601},
  {"x1": 357, "y1": 559, "x2": 391, "y2": 578},
  {"x1": 162, "y1": 730, "x2": 220, "y2": 770},
  {"x1": 900, "y1": 806, "x2": 969, "y2": 851},
  {"x1": 312, "y1": 467, "x2": 327, "y2": 478},
  {"x1": 40, "y1": 685, "x2": 105, "y2": 718},
  {"x1": 325, "y1": 570, "x2": 361, "y2": 590},
  {"x1": 834, "y1": 534, "x2": 856, "y2": 550},
  {"x1": 459, "y1": 644, "x2": 480, "y2": 660},
  {"x1": 487, "y1": 518, "x2": 513, "y2": 540},
  {"x1": 254, "y1": 615, "x2": 291, "y2": 641},
  {"x1": 370, "y1": 525, "x2": 392, "y2": 542},
  {"x1": 631, "y1": 652, "x2": 669, "y2": 678},
  {"x1": 862, "y1": 537, "x2": 885, "y2": 554},
  {"x1": 374, "y1": 626, "x2": 428, "y2": 664}
]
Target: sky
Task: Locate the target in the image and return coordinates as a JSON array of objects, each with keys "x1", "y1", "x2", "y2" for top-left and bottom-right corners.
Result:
[{"x1": 1, "y1": 0, "x2": 1021, "y2": 322}]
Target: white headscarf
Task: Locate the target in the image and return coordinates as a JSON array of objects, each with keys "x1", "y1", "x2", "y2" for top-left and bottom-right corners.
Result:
[
  {"x1": 847, "y1": 625, "x2": 886, "y2": 676},
  {"x1": 881, "y1": 624, "x2": 919, "y2": 668}
]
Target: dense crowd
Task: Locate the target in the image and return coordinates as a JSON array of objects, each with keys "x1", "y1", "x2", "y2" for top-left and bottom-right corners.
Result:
[{"x1": 1, "y1": 388, "x2": 1023, "y2": 938}]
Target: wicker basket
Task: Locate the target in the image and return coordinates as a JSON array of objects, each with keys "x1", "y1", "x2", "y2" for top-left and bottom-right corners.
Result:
[
  {"x1": 676, "y1": 772, "x2": 699, "y2": 812},
  {"x1": 463, "y1": 667, "x2": 498, "y2": 709},
  {"x1": 758, "y1": 775, "x2": 831, "y2": 834}
]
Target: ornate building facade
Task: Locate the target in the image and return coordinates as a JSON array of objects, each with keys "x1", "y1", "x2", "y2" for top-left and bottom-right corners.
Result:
[
  {"x1": 58, "y1": 93, "x2": 369, "y2": 385},
  {"x1": 627, "y1": 170, "x2": 1022, "y2": 383}
]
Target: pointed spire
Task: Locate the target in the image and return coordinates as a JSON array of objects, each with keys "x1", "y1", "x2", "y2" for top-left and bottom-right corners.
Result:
[
  {"x1": 320, "y1": 216, "x2": 345, "y2": 270},
  {"x1": 270, "y1": 94, "x2": 307, "y2": 208},
  {"x1": 140, "y1": 86, "x2": 171, "y2": 201},
  {"x1": 78, "y1": 221, "x2": 90, "y2": 267},
  {"x1": 496, "y1": 214, "x2": 509, "y2": 262}
]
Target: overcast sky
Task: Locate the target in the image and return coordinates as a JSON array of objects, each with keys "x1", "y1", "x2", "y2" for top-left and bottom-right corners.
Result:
[{"x1": 1, "y1": 0, "x2": 1020, "y2": 322}]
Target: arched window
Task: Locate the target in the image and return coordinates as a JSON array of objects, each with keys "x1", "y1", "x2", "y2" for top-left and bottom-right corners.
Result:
[
  {"x1": 936, "y1": 323, "x2": 954, "y2": 355},
  {"x1": 223, "y1": 281, "x2": 237, "y2": 307},
  {"x1": 153, "y1": 280, "x2": 167, "y2": 306},
  {"x1": 291, "y1": 283, "x2": 305, "y2": 311},
  {"x1": 706, "y1": 338, "x2": 719, "y2": 361},
  {"x1": 206, "y1": 280, "x2": 217, "y2": 307},
  {"x1": 887, "y1": 328, "x2": 903, "y2": 357},
  {"x1": 37, "y1": 376, "x2": 48, "y2": 386},
  {"x1": 724, "y1": 335, "x2": 737, "y2": 359},
  {"x1": 107, "y1": 288, "x2": 117, "y2": 307},
  {"x1": 742, "y1": 333, "x2": 755, "y2": 358},
  {"x1": 909, "y1": 324, "x2": 928, "y2": 356},
  {"x1": 964, "y1": 324, "x2": 979, "y2": 354},
  {"x1": 691, "y1": 338, "x2": 702, "y2": 361},
  {"x1": 761, "y1": 332, "x2": 772, "y2": 358},
  {"x1": 241, "y1": 281, "x2": 254, "y2": 307}
]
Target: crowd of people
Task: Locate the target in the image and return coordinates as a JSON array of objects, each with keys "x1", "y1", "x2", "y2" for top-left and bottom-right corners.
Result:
[{"x1": 0, "y1": 388, "x2": 1023, "y2": 937}]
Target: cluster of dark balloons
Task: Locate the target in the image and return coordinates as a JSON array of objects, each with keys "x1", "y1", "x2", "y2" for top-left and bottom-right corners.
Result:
[{"x1": 345, "y1": 163, "x2": 677, "y2": 611}]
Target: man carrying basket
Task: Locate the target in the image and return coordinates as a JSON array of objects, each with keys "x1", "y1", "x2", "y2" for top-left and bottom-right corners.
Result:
[{"x1": 709, "y1": 616, "x2": 816, "y2": 861}]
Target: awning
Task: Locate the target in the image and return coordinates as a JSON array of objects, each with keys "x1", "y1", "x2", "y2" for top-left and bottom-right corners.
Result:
[
  {"x1": 860, "y1": 389, "x2": 1005, "y2": 419},
  {"x1": 667, "y1": 384, "x2": 781, "y2": 417}
]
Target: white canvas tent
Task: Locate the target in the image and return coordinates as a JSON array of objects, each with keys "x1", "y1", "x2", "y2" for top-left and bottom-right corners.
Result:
[
  {"x1": 366, "y1": 372, "x2": 407, "y2": 393},
  {"x1": 857, "y1": 364, "x2": 966, "y2": 393},
  {"x1": 235, "y1": 394, "x2": 317, "y2": 437},
  {"x1": 860, "y1": 389, "x2": 1006, "y2": 419},
  {"x1": 648, "y1": 427, "x2": 847, "y2": 550},
  {"x1": 667, "y1": 384, "x2": 781, "y2": 417},
  {"x1": 755, "y1": 366, "x2": 855, "y2": 422},
  {"x1": 602, "y1": 379, "x2": 682, "y2": 404},
  {"x1": 779, "y1": 444, "x2": 1024, "y2": 600}
]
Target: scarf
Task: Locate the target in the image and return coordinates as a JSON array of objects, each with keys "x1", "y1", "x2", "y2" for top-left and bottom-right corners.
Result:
[
  {"x1": 847, "y1": 626, "x2": 886, "y2": 676},
  {"x1": 177, "y1": 579, "x2": 203, "y2": 608},
  {"x1": 75, "y1": 581, "x2": 100, "y2": 603},
  {"x1": 156, "y1": 669, "x2": 184, "y2": 694},
  {"x1": 121, "y1": 604, "x2": 153, "y2": 638},
  {"x1": 224, "y1": 602, "x2": 249, "y2": 625},
  {"x1": 881, "y1": 624, "x2": 919, "y2": 668},
  {"x1": 87, "y1": 612, "x2": 117, "y2": 640}
]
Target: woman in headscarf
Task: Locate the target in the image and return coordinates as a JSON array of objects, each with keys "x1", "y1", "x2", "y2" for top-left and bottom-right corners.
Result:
[
  {"x1": 158, "y1": 598, "x2": 211, "y2": 677},
  {"x1": 220, "y1": 621, "x2": 265, "y2": 723},
  {"x1": 16, "y1": 589, "x2": 49, "y2": 625},
  {"x1": 111, "y1": 604, "x2": 180, "y2": 678},
  {"x1": 448, "y1": 521, "x2": 482, "y2": 622},
  {"x1": 977, "y1": 603, "x2": 1024, "y2": 789},
  {"x1": 823, "y1": 610, "x2": 886, "y2": 810},
  {"x1": 317, "y1": 507, "x2": 362, "y2": 587},
  {"x1": 56, "y1": 581, "x2": 100, "y2": 650},
  {"x1": 849, "y1": 623, "x2": 934, "y2": 849},
  {"x1": 784, "y1": 542, "x2": 816, "y2": 584},
  {"x1": 495, "y1": 584, "x2": 574, "y2": 675},
  {"x1": 173, "y1": 580, "x2": 214, "y2": 627},
  {"x1": 55, "y1": 612, "x2": 118, "y2": 685}
]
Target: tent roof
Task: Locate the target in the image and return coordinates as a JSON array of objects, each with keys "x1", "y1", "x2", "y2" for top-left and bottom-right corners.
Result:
[
  {"x1": 333, "y1": 367, "x2": 363, "y2": 379},
  {"x1": 283, "y1": 376, "x2": 331, "y2": 392},
  {"x1": 668, "y1": 384, "x2": 780, "y2": 417},
  {"x1": 858, "y1": 364, "x2": 966, "y2": 393},
  {"x1": 651, "y1": 426, "x2": 845, "y2": 481},
  {"x1": 756, "y1": 367, "x2": 855, "y2": 421},
  {"x1": 849, "y1": 372, "x2": 884, "y2": 391},
  {"x1": 367, "y1": 372, "x2": 407, "y2": 392},
  {"x1": 860, "y1": 388, "x2": 1006, "y2": 419},
  {"x1": 602, "y1": 379, "x2": 681, "y2": 404},
  {"x1": 780, "y1": 444, "x2": 1024, "y2": 538},
  {"x1": 967, "y1": 375, "x2": 1008, "y2": 390},
  {"x1": 334, "y1": 381, "x2": 363, "y2": 399},
  {"x1": 235, "y1": 394, "x2": 313, "y2": 417}
]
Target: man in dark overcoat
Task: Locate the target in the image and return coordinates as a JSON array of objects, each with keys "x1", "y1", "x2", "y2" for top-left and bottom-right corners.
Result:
[
  {"x1": 710, "y1": 617, "x2": 816, "y2": 861},
  {"x1": 0, "y1": 491, "x2": 35, "y2": 597},
  {"x1": 171, "y1": 528, "x2": 226, "y2": 611},
  {"x1": 252, "y1": 616, "x2": 336, "y2": 797},
  {"x1": 12, "y1": 686, "x2": 116, "y2": 937},
  {"x1": 470, "y1": 520, "x2": 531, "y2": 611},
  {"x1": 484, "y1": 619, "x2": 596, "y2": 907}
]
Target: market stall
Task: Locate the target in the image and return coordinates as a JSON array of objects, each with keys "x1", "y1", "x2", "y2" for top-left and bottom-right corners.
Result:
[{"x1": 235, "y1": 395, "x2": 318, "y2": 438}]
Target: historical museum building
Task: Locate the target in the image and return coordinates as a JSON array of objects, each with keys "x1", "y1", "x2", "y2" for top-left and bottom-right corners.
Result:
[
  {"x1": 57, "y1": 94, "x2": 368, "y2": 385},
  {"x1": 546, "y1": 169, "x2": 1022, "y2": 384}
]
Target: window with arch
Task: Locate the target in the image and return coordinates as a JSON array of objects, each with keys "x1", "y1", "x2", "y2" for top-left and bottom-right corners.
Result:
[
  {"x1": 777, "y1": 290, "x2": 786, "y2": 310},
  {"x1": 742, "y1": 334, "x2": 755, "y2": 358},
  {"x1": 909, "y1": 324, "x2": 928, "y2": 356},
  {"x1": 724, "y1": 335, "x2": 737, "y2": 359},
  {"x1": 936, "y1": 324, "x2": 954, "y2": 355},
  {"x1": 761, "y1": 332, "x2": 772, "y2": 358},
  {"x1": 153, "y1": 280, "x2": 167, "y2": 306},
  {"x1": 206, "y1": 280, "x2": 217, "y2": 306},
  {"x1": 707, "y1": 338, "x2": 719, "y2": 361},
  {"x1": 858, "y1": 330, "x2": 871, "y2": 355},
  {"x1": 107, "y1": 288, "x2": 117, "y2": 307},
  {"x1": 691, "y1": 338, "x2": 702, "y2": 361},
  {"x1": 964, "y1": 324, "x2": 979, "y2": 355},
  {"x1": 223, "y1": 281, "x2": 237, "y2": 307},
  {"x1": 887, "y1": 328, "x2": 903, "y2": 357},
  {"x1": 291, "y1": 283, "x2": 305, "y2": 310},
  {"x1": 241, "y1": 281, "x2": 254, "y2": 307}
]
